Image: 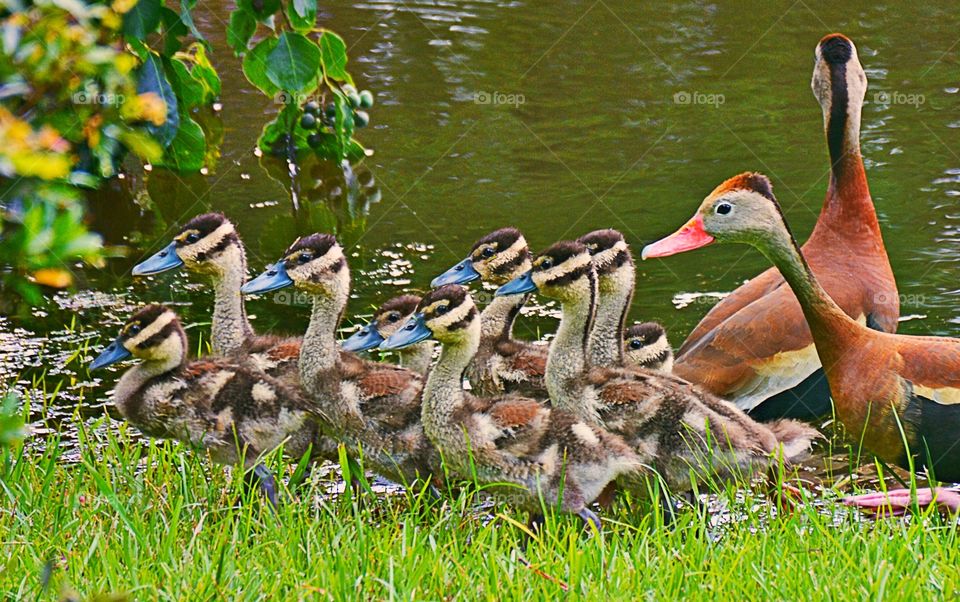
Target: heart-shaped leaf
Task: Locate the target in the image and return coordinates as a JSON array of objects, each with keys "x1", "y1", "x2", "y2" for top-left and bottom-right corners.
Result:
[{"x1": 265, "y1": 32, "x2": 320, "y2": 93}]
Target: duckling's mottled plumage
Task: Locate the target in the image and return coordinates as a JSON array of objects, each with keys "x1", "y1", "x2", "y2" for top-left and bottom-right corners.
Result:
[
  {"x1": 92, "y1": 305, "x2": 322, "y2": 467},
  {"x1": 386, "y1": 285, "x2": 643, "y2": 527},
  {"x1": 509, "y1": 241, "x2": 819, "y2": 493}
]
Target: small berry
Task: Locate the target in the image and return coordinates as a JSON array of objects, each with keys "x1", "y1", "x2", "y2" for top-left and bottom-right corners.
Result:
[
  {"x1": 300, "y1": 113, "x2": 317, "y2": 129},
  {"x1": 354, "y1": 110, "x2": 369, "y2": 128},
  {"x1": 359, "y1": 90, "x2": 374, "y2": 108}
]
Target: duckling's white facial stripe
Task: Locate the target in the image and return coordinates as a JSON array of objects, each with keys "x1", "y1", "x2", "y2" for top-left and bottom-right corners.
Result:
[
  {"x1": 627, "y1": 335, "x2": 671, "y2": 366},
  {"x1": 429, "y1": 299, "x2": 476, "y2": 330},
  {"x1": 126, "y1": 310, "x2": 176, "y2": 348},
  {"x1": 539, "y1": 252, "x2": 592, "y2": 284},
  {"x1": 181, "y1": 223, "x2": 236, "y2": 258},
  {"x1": 487, "y1": 235, "x2": 528, "y2": 270},
  {"x1": 290, "y1": 245, "x2": 346, "y2": 281},
  {"x1": 591, "y1": 240, "x2": 629, "y2": 272}
]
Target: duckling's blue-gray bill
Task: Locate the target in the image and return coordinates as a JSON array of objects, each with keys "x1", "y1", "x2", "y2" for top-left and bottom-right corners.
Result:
[
  {"x1": 380, "y1": 314, "x2": 431, "y2": 350},
  {"x1": 341, "y1": 323, "x2": 385, "y2": 352},
  {"x1": 495, "y1": 270, "x2": 536, "y2": 296},
  {"x1": 431, "y1": 257, "x2": 480, "y2": 287},
  {"x1": 132, "y1": 241, "x2": 183, "y2": 276},
  {"x1": 89, "y1": 339, "x2": 132, "y2": 370},
  {"x1": 241, "y1": 263, "x2": 293, "y2": 294}
]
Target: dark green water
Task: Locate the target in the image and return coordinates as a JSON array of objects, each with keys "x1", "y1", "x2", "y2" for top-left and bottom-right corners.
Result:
[{"x1": 4, "y1": 0, "x2": 960, "y2": 453}]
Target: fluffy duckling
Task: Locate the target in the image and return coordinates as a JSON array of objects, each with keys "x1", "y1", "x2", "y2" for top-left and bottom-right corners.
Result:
[
  {"x1": 132, "y1": 213, "x2": 302, "y2": 376},
  {"x1": 88, "y1": 304, "x2": 324, "y2": 507},
  {"x1": 242, "y1": 234, "x2": 437, "y2": 489},
  {"x1": 381, "y1": 284, "x2": 644, "y2": 531},
  {"x1": 624, "y1": 322, "x2": 674, "y2": 373},
  {"x1": 497, "y1": 242, "x2": 819, "y2": 493},
  {"x1": 577, "y1": 229, "x2": 674, "y2": 372},
  {"x1": 432, "y1": 228, "x2": 547, "y2": 397},
  {"x1": 341, "y1": 294, "x2": 435, "y2": 374}
]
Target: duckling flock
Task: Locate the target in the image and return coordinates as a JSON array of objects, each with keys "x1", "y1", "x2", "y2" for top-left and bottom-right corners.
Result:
[{"x1": 90, "y1": 33, "x2": 960, "y2": 527}]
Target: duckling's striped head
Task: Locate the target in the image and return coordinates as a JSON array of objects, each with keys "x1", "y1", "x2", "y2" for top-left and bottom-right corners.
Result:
[
  {"x1": 469, "y1": 228, "x2": 531, "y2": 285},
  {"x1": 577, "y1": 229, "x2": 634, "y2": 292},
  {"x1": 812, "y1": 34, "x2": 865, "y2": 164},
  {"x1": 623, "y1": 322, "x2": 673, "y2": 372},
  {"x1": 528, "y1": 240, "x2": 595, "y2": 304},
  {"x1": 90, "y1": 304, "x2": 187, "y2": 370},
  {"x1": 419, "y1": 284, "x2": 479, "y2": 343},
  {"x1": 132, "y1": 213, "x2": 242, "y2": 277},
  {"x1": 373, "y1": 294, "x2": 422, "y2": 339}
]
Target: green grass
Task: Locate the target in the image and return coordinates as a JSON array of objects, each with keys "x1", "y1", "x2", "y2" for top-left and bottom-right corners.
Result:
[{"x1": 2, "y1": 414, "x2": 958, "y2": 601}]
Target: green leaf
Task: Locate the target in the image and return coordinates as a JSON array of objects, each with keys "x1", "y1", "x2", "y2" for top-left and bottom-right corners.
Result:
[
  {"x1": 227, "y1": 9, "x2": 257, "y2": 55},
  {"x1": 158, "y1": 7, "x2": 188, "y2": 56},
  {"x1": 318, "y1": 31, "x2": 350, "y2": 82},
  {"x1": 257, "y1": 101, "x2": 302, "y2": 154},
  {"x1": 333, "y1": 91, "x2": 354, "y2": 162},
  {"x1": 137, "y1": 53, "x2": 179, "y2": 147},
  {"x1": 178, "y1": 0, "x2": 208, "y2": 47},
  {"x1": 287, "y1": 0, "x2": 317, "y2": 33},
  {"x1": 265, "y1": 32, "x2": 320, "y2": 94},
  {"x1": 242, "y1": 37, "x2": 280, "y2": 96},
  {"x1": 122, "y1": 0, "x2": 162, "y2": 41},
  {"x1": 238, "y1": 0, "x2": 281, "y2": 21},
  {"x1": 190, "y1": 44, "x2": 221, "y2": 101},
  {"x1": 164, "y1": 56, "x2": 204, "y2": 109},
  {"x1": 158, "y1": 116, "x2": 206, "y2": 171}
]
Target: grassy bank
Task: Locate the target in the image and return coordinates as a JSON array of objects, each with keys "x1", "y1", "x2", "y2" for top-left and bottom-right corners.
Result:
[{"x1": 1, "y1": 416, "x2": 958, "y2": 601}]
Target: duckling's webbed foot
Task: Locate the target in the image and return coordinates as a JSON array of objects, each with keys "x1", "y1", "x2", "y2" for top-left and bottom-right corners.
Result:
[
  {"x1": 247, "y1": 463, "x2": 280, "y2": 511},
  {"x1": 577, "y1": 507, "x2": 601, "y2": 534}
]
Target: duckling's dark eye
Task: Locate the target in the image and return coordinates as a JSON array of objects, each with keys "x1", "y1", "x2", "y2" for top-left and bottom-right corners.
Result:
[
  {"x1": 435, "y1": 304, "x2": 450, "y2": 315},
  {"x1": 540, "y1": 258, "x2": 553, "y2": 270},
  {"x1": 127, "y1": 323, "x2": 142, "y2": 335},
  {"x1": 481, "y1": 247, "x2": 495, "y2": 258},
  {"x1": 185, "y1": 232, "x2": 200, "y2": 244},
  {"x1": 388, "y1": 312, "x2": 401, "y2": 323},
  {"x1": 629, "y1": 339, "x2": 643, "y2": 349},
  {"x1": 297, "y1": 253, "x2": 312, "y2": 264},
  {"x1": 716, "y1": 202, "x2": 732, "y2": 216}
]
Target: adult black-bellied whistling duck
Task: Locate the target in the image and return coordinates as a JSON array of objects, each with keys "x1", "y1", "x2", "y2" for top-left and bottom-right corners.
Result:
[
  {"x1": 643, "y1": 172, "x2": 960, "y2": 508},
  {"x1": 660, "y1": 34, "x2": 898, "y2": 421}
]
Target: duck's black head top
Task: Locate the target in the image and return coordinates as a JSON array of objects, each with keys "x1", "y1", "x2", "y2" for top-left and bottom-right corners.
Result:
[
  {"x1": 577, "y1": 229, "x2": 633, "y2": 280},
  {"x1": 431, "y1": 227, "x2": 531, "y2": 288},
  {"x1": 642, "y1": 172, "x2": 797, "y2": 260},
  {"x1": 525, "y1": 240, "x2": 593, "y2": 303},
  {"x1": 133, "y1": 213, "x2": 243, "y2": 277},
  {"x1": 812, "y1": 34, "x2": 866, "y2": 155},
  {"x1": 89, "y1": 304, "x2": 187, "y2": 370},
  {"x1": 418, "y1": 284, "x2": 478, "y2": 343},
  {"x1": 373, "y1": 294, "x2": 423, "y2": 338},
  {"x1": 243, "y1": 233, "x2": 349, "y2": 300}
]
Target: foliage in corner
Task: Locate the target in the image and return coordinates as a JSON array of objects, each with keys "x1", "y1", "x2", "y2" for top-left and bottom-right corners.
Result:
[
  {"x1": 0, "y1": 0, "x2": 220, "y2": 302},
  {"x1": 228, "y1": 0, "x2": 375, "y2": 164}
]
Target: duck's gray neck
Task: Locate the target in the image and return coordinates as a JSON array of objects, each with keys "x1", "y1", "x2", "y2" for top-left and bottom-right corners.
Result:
[
  {"x1": 421, "y1": 323, "x2": 479, "y2": 449},
  {"x1": 545, "y1": 273, "x2": 597, "y2": 414},
  {"x1": 589, "y1": 265, "x2": 633, "y2": 367},
  {"x1": 299, "y1": 291, "x2": 345, "y2": 402},
  {"x1": 480, "y1": 293, "x2": 526, "y2": 343},
  {"x1": 113, "y1": 344, "x2": 185, "y2": 422},
  {"x1": 210, "y1": 245, "x2": 254, "y2": 355},
  {"x1": 398, "y1": 340, "x2": 435, "y2": 375}
]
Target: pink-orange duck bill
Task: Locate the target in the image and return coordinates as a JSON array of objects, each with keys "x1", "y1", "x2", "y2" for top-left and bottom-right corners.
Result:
[{"x1": 641, "y1": 214, "x2": 715, "y2": 259}]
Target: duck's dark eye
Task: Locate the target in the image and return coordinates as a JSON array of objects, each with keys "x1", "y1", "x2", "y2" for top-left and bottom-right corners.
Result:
[
  {"x1": 297, "y1": 253, "x2": 312, "y2": 264},
  {"x1": 435, "y1": 304, "x2": 450, "y2": 315},
  {"x1": 629, "y1": 339, "x2": 643, "y2": 349},
  {"x1": 540, "y1": 258, "x2": 553, "y2": 270},
  {"x1": 185, "y1": 233, "x2": 200, "y2": 244},
  {"x1": 481, "y1": 247, "x2": 495, "y2": 258},
  {"x1": 716, "y1": 202, "x2": 732, "y2": 216},
  {"x1": 388, "y1": 312, "x2": 401, "y2": 323},
  {"x1": 127, "y1": 323, "x2": 142, "y2": 335}
]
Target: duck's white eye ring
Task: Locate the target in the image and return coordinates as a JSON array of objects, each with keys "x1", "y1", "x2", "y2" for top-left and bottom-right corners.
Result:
[{"x1": 716, "y1": 202, "x2": 732, "y2": 216}]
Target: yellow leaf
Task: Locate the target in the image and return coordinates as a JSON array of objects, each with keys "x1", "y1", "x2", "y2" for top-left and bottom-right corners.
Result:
[
  {"x1": 10, "y1": 151, "x2": 72, "y2": 180},
  {"x1": 137, "y1": 92, "x2": 168, "y2": 126},
  {"x1": 111, "y1": 0, "x2": 139, "y2": 15},
  {"x1": 32, "y1": 268, "x2": 73, "y2": 289}
]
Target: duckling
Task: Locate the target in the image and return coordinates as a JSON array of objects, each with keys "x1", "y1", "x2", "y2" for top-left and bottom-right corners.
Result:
[
  {"x1": 380, "y1": 284, "x2": 645, "y2": 531},
  {"x1": 497, "y1": 242, "x2": 819, "y2": 493},
  {"x1": 241, "y1": 234, "x2": 437, "y2": 489},
  {"x1": 431, "y1": 228, "x2": 547, "y2": 397},
  {"x1": 341, "y1": 294, "x2": 435, "y2": 374},
  {"x1": 576, "y1": 229, "x2": 673, "y2": 372},
  {"x1": 131, "y1": 213, "x2": 306, "y2": 379},
  {"x1": 88, "y1": 304, "x2": 325, "y2": 507},
  {"x1": 624, "y1": 322, "x2": 674, "y2": 373}
]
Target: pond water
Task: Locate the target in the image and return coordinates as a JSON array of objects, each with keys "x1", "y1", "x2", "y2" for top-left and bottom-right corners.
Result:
[{"x1": 3, "y1": 1, "x2": 959, "y2": 483}]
